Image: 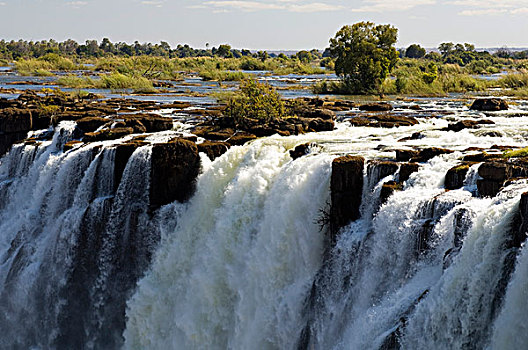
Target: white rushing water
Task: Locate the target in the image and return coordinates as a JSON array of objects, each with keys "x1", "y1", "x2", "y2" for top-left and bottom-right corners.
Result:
[
  {"x1": 123, "y1": 100, "x2": 528, "y2": 350},
  {"x1": 124, "y1": 139, "x2": 333, "y2": 349},
  {"x1": 2, "y1": 99, "x2": 528, "y2": 349}
]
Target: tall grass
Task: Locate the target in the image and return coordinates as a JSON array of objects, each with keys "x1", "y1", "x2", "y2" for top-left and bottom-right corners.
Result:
[
  {"x1": 497, "y1": 73, "x2": 528, "y2": 89},
  {"x1": 15, "y1": 54, "x2": 79, "y2": 75},
  {"x1": 198, "y1": 69, "x2": 247, "y2": 81},
  {"x1": 57, "y1": 73, "x2": 157, "y2": 93}
]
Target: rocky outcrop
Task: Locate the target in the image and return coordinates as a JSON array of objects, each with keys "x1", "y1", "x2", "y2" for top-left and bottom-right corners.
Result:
[
  {"x1": 114, "y1": 143, "x2": 141, "y2": 191},
  {"x1": 348, "y1": 114, "x2": 418, "y2": 128},
  {"x1": 413, "y1": 147, "x2": 454, "y2": 162},
  {"x1": 121, "y1": 113, "x2": 173, "y2": 133},
  {"x1": 330, "y1": 155, "x2": 364, "y2": 243},
  {"x1": 368, "y1": 160, "x2": 399, "y2": 184},
  {"x1": 380, "y1": 180, "x2": 403, "y2": 204},
  {"x1": 150, "y1": 138, "x2": 201, "y2": 210},
  {"x1": 359, "y1": 102, "x2": 393, "y2": 111},
  {"x1": 396, "y1": 149, "x2": 420, "y2": 162},
  {"x1": 83, "y1": 127, "x2": 135, "y2": 142},
  {"x1": 289, "y1": 142, "x2": 313, "y2": 160},
  {"x1": 399, "y1": 163, "x2": 420, "y2": 182},
  {"x1": 475, "y1": 161, "x2": 528, "y2": 197},
  {"x1": 0, "y1": 108, "x2": 33, "y2": 155},
  {"x1": 197, "y1": 141, "x2": 230, "y2": 160},
  {"x1": 446, "y1": 119, "x2": 495, "y2": 132},
  {"x1": 470, "y1": 98, "x2": 508, "y2": 111},
  {"x1": 76, "y1": 117, "x2": 108, "y2": 133},
  {"x1": 445, "y1": 164, "x2": 470, "y2": 190}
]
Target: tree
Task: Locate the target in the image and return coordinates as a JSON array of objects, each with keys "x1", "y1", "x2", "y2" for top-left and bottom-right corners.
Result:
[
  {"x1": 216, "y1": 44, "x2": 233, "y2": 58},
  {"x1": 295, "y1": 50, "x2": 313, "y2": 63},
  {"x1": 329, "y1": 21, "x2": 399, "y2": 94},
  {"x1": 438, "y1": 42, "x2": 454, "y2": 57},
  {"x1": 405, "y1": 44, "x2": 426, "y2": 58},
  {"x1": 225, "y1": 79, "x2": 285, "y2": 128}
]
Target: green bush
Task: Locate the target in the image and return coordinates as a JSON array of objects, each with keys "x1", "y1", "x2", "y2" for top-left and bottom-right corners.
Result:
[{"x1": 225, "y1": 79, "x2": 285, "y2": 128}]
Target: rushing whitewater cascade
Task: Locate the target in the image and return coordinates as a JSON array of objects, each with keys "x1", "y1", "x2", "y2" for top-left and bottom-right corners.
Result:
[
  {"x1": 0, "y1": 122, "x2": 162, "y2": 349},
  {"x1": 2, "y1": 99, "x2": 528, "y2": 350}
]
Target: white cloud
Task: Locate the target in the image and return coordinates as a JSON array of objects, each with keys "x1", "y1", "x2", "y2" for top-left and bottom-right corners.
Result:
[
  {"x1": 141, "y1": 0, "x2": 165, "y2": 7},
  {"x1": 0, "y1": 2, "x2": 6, "y2": 6},
  {"x1": 202, "y1": 1, "x2": 284, "y2": 11},
  {"x1": 65, "y1": 1, "x2": 88, "y2": 8},
  {"x1": 288, "y1": 2, "x2": 343, "y2": 12},
  {"x1": 192, "y1": 0, "x2": 430, "y2": 13},
  {"x1": 351, "y1": 0, "x2": 436, "y2": 12},
  {"x1": 459, "y1": 8, "x2": 507, "y2": 16},
  {"x1": 448, "y1": 0, "x2": 528, "y2": 16}
]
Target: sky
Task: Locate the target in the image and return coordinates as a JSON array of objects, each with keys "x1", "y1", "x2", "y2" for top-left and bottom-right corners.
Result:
[{"x1": 0, "y1": 0, "x2": 527, "y2": 50}]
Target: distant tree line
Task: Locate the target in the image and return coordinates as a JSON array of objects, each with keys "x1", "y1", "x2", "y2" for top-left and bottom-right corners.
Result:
[
  {"x1": 403, "y1": 42, "x2": 528, "y2": 62},
  {"x1": 0, "y1": 38, "x2": 323, "y2": 61}
]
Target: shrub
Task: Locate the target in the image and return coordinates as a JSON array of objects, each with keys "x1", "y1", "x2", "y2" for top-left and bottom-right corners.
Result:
[{"x1": 225, "y1": 79, "x2": 285, "y2": 128}]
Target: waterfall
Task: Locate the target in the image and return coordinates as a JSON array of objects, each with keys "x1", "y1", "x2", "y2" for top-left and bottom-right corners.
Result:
[
  {"x1": 124, "y1": 139, "x2": 333, "y2": 349},
  {"x1": 0, "y1": 123, "x2": 160, "y2": 349},
  {"x1": 2, "y1": 111, "x2": 528, "y2": 349}
]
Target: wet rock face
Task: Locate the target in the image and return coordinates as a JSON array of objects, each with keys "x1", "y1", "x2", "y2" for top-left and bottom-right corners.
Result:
[
  {"x1": 368, "y1": 160, "x2": 399, "y2": 184},
  {"x1": 121, "y1": 114, "x2": 173, "y2": 133},
  {"x1": 446, "y1": 119, "x2": 495, "y2": 132},
  {"x1": 83, "y1": 127, "x2": 135, "y2": 142},
  {"x1": 0, "y1": 108, "x2": 33, "y2": 155},
  {"x1": 445, "y1": 164, "x2": 470, "y2": 190},
  {"x1": 470, "y1": 98, "x2": 509, "y2": 111},
  {"x1": 330, "y1": 155, "x2": 365, "y2": 243},
  {"x1": 197, "y1": 141, "x2": 230, "y2": 160},
  {"x1": 399, "y1": 162, "x2": 420, "y2": 182},
  {"x1": 76, "y1": 117, "x2": 108, "y2": 133},
  {"x1": 516, "y1": 192, "x2": 528, "y2": 248},
  {"x1": 289, "y1": 142, "x2": 312, "y2": 160},
  {"x1": 359, "y1": 102, "x2": 393, "y2": 111},
  {"x1": 380, "y1": 180, "x2": 403, "y2": 204},
  {"x1": 348, "y1": 114, "x2": 418, "y2": 128},
  {"x1": 477, "y1": 162, "x2": 517, "y2": 197},
  {"x1": 150, "y1": 138, "x2": 201, "y2": 210}
]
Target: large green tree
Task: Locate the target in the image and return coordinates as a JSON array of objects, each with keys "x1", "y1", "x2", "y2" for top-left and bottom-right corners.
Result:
[
  {"x1": 329, "y1": 22, "x2": 399, "y2": 94},
  {"x1": 405, "y1": 44, "x2": 426, "y2": 58}
]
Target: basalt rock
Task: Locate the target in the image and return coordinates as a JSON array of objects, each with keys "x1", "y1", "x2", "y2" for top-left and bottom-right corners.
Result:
[
  {"x1": 477, "y1": 162, "x2": 512, "y2": 197},
  {"x1": 0, "y1": 108, "x2": 33, "y2": 155},
  {"x1": 225, "y1": 133, "x2": 257, "y2": 146},
  {"x1": 76, "y1": 117, "x2": 109, "y2": 133},
  {"x1": 298, "y1": 108, "x2": 335, "y2": 120},
  {"x1": 349, "y1": 114, "x2": 418, "y2": 128},
  {"x1": 445, "y1": 164, "x2": 470, "y2": 190},
  {"x1": 412, "y1": 147, "x2": 454, "y2": 162},
  {"x1": 0, "y1": 108, "x2": 32, "y2": 133},
  {"x1": 150, "y1": 138, "x2": 201, "y2": 209},
  {"x1": 359, "y1": 102, "x2": 393, "y2": 112},
  {"x1": 396, "y1": 149, "x2": 420, "y2": 162},
  {"x1": 399, "y1": 163, "x2": 420, "y2": 182},
  {"x1": 516, "y1": 192, "x2": 528, "y2": 248},
  {"x1": 121, "y1": 114, "x2": 173, "y2": 133},
  {"x1": 289, "y1": 142, "x2": 312, "y2": 160},
  {"x1": 380, "y1": 180, "x2": 403, "y2": 204},
  {"x1": 446, "y1": 119, "x2": 495, "y2": 132},
  {"x1": 368, "y1": 160, "x2": 399, "y2": 184},
  {"x1": 470, "y1": 98, "x2": 508, "y2": 111},
  {"x1": 330, "y1": 155, "x2": 365, "y2": 243},
  {"x1": 83, "y1": 127, "x2": 135, "y2": 142},
  {"x1": 197, "y1": 141, "x2": 230, "y2": 160},
  {"x1": 308, "y1": 118, "x2": 334, "y2": 132},
  {"x1": 63, "y1": 140, "x2": 83, "y2": 152}
]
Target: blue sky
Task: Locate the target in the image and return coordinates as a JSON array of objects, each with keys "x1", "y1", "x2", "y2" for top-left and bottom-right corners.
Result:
[{"x1": 0, "y1": 0, "x2": 527, "y2": 50}]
